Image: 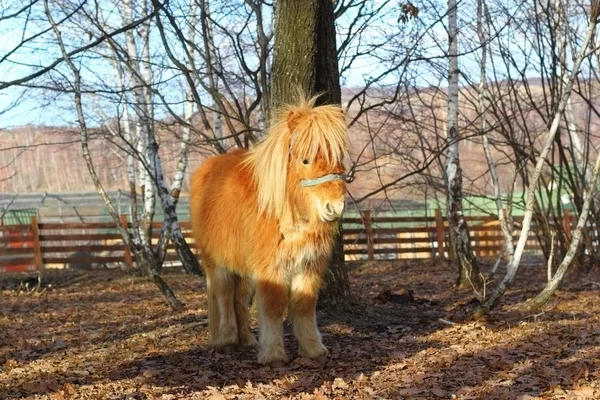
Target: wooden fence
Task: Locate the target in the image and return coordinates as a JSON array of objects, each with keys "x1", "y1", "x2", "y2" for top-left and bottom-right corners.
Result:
[{"x1": 0, "y1": 210, "x2": 568, "y2": 273}]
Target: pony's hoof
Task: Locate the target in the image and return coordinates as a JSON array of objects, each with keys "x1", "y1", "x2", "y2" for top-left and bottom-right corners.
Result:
[
  {"x1": 211, "y1": 337, "x2": 239, "y2": 350},
  {"x1": 238, "y1": 334, "x2": 257, "y2": 349},
  {"x1": 258, "y1": 348, "x2": 289, "y2": 366},
  {"x1": 220, "y1": 344, "x2": 236, "y2": 353},
  {"x1": 268, "y1": 360, "x2": 288, "y2": 368},
  {"x1": 299, "y1": 343, "x2": 328, "y2": 359},
  {"x1": 210, "y1": 328, "x2": 239, "y2": 349},
  {"x1": 211, "y1": 342, "x2": 237, "y2": 353}
]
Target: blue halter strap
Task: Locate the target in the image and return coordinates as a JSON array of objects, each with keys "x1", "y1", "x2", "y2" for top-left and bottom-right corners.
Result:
[{"x1": 300, "y1": 173, "x2": 353, "y2": 187}]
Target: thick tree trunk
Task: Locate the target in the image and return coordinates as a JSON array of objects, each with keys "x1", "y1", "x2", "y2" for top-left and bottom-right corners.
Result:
[
  {"x1": 271, "y1": 0, "x2": 350, "y2": 303},
  {"x1": 271, "y1": 1, "x2": 341, "y2": 106},
  {"x1": 321, "y1": 221, "x2": 352, "y2": 304},
  {"x1": 446, "y1": 0, "x2": 482, "y2": 289}
]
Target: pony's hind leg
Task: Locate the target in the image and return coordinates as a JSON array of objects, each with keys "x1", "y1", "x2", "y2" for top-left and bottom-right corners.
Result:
[
  {"x1": 202, "y1": 258, "x2": 220, "y2": 344},
  {"x1": 234, "y1": 276, "x2": 256, "y2": 348},
  {"x1": 256, "y1": 279, "x2": 289, "y2": 365},
  {"x1": 210, "y1": 267, "x2": 239, "y2": 348},
  {"x1": 289, "y1": 272, "x2": 328, "y2": 359}
]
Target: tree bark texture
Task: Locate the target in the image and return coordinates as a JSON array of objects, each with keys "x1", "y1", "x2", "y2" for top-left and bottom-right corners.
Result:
[
  {"x1": 271, "y1": 0, "x2": 350, "y2": 303},
  {"x1": 271, "y1": 0, "x2": 341, "y2": 109},
  {"x1": 446, "y1": 0, "x2": 482, "y2": 289}
]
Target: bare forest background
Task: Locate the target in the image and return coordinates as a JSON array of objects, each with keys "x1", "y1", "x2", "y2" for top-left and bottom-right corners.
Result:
[
  {"x1": 5, "y1": 2, "x2": 600, "y2": 397},
  {"x1": 2, "y1": 0, "x2": 600, "y2": 313},
  {"x1": 3, "y1": 0, "x2": 599, "y2": 207},
  {"x1": 7, "y1": 83, "x2": 596, "y2": 202}
]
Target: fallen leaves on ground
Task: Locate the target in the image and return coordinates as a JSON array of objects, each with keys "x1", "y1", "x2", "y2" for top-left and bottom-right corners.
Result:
[{"x1": 1, "y1": 259, "x2": 600, "y2": 399}]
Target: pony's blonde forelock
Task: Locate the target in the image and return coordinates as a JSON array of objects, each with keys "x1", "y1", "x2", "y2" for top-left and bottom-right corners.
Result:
[{"x1": 245, "y1": 96, "x2": 348, "y2": 218}]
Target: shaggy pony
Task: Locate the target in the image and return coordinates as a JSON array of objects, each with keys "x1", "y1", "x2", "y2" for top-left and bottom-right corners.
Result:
[{"x1": 190, "y1": 96, "x2": 348, "y2": 365}]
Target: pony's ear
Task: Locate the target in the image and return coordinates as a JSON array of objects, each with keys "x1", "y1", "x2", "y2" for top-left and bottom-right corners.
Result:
[{"x1": 286, "y1": 109, "x2": 305, "y2": 132}]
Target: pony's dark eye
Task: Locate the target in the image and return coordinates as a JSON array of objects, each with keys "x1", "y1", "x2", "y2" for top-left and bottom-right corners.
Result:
[{"x1": 302, "y1": 159, "x2": 309, "y2": 165}]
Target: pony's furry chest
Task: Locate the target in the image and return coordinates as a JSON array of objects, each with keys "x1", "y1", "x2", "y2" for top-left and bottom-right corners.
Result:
[{"x1": 277, "y1": 227, "x2": 333, "y2": 276}]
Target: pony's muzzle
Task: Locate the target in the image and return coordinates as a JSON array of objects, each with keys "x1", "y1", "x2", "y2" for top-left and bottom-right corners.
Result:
[{"x1": 321, "y1": 199, "x2": 345, "y2": 222}]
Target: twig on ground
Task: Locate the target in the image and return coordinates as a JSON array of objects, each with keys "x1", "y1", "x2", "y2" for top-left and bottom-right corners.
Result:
[
  {"x1": 158, "y1": 320, "x2": 209, "y2": 339},
  {"x1": 526, "y1": 312, "x2": 546, "y2": 322},
  {"x1": 438, "y1": 318, "x2": 457, "y2": 326}
]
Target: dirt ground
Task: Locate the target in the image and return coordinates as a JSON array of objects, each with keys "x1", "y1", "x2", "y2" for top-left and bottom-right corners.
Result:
[{"x1": 1, "y1": 258, "x2": 600, "y2": 400}]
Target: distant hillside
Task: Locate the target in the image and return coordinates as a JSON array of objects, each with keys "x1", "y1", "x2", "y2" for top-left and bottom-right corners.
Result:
[{"x1": 2, "y1": 83, "x2": 598, "y2": 206}]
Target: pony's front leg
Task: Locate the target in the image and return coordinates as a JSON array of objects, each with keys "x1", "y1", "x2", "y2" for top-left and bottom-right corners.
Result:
[
  {"x1": 289, "y1": 272, "x2": 328, "y2": 359},
  {"x1": 256, "y1": 279, "x2": 289, "y2": 365}
]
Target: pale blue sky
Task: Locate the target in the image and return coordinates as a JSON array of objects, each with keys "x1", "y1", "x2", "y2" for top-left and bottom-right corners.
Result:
[
  {"x1": 0, "y1": 0, "x2": 584, "y2": 129},
  {"x1": 0, "y1": 0, "x2": 431, "y2": 128}
]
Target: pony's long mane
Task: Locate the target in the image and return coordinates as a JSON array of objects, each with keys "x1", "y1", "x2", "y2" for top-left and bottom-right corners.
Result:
[{"x1": 244, "y1": 96, "x2": 348, "y2": 218}]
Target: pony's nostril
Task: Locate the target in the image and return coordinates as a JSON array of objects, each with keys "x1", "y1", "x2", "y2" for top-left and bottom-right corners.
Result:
[{"x1": 325, "y1": 202, "x2": 334, "y2": 215}]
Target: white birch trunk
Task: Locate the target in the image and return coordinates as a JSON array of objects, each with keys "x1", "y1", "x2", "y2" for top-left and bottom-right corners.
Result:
[
  {"x1": 253, "y1": 0, "x2": 270, "y2": 131},
  {"x1": 171, "y1": 0, "x2": 197, "y2": 199},
  {"x1": 111, "y1": 57, "x2": 139, "y2": 225},
  {"x1": 122, "y1": 0, "x2": 155, "y2": 245},
  {"x1": 555, "y1": 0, "x2": 587, "y2": 181},
  {"x1": 523, "y1": 141, "x2": 600, "y2": 310},
  {"x1": 446, "y1": 0, "x2": 480, "y2": 288},
  {"x1": 116, "y1": 0, "x2": 202, "y2": 275},
  {"x1": 477, "y1": 0, "x2": 514, "y2": 274},
  {"x1": 201, "y1": 0, "x2": 223, "y2": 141},
  {"x1": 474, "y1": 12, "x2": 598, "y2": 318},
  {"x1": 44, "y1": 0, "x2": 182, "y2": 309}
]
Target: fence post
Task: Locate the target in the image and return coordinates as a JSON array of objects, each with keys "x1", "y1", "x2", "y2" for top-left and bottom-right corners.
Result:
[
  {"x1": 120, "y1": 214, "x2": 133, "y2": 268},
  {"x1": 563, "y1": 209, "x2": 572, "y2": 242},
  {"x1": 30, "y1": 216, "x2": 43, "y2": 270},
  {"x1": 435, "y1": 208, "x2": 445, "y2": 259},
  {"x1": 364, "y1": 210, "x2": 375, "y2": 261}
]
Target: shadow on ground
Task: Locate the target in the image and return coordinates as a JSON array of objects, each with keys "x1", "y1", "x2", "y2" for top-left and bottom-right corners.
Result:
[{"x1": 1, "y1": 258, "x2": 599, "y2": 398}]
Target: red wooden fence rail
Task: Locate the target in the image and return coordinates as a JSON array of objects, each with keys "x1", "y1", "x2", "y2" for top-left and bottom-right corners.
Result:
[{"x1": 0, "y1": 210, "x2": 571, "y2": 272}]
